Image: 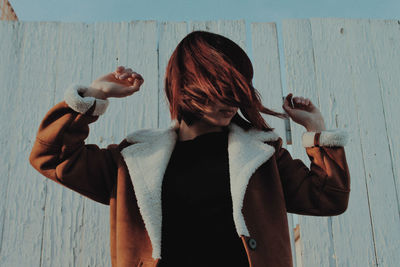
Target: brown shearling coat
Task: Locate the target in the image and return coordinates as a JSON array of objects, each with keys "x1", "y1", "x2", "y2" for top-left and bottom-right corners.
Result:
[{"x1": 29, "y1": 84, "x2": 351, "y2": 267}]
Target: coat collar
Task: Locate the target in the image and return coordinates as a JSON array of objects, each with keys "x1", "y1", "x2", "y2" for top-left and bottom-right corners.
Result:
[{"x1": 120, "y1": 119, "x2": 279, "y2": 259}]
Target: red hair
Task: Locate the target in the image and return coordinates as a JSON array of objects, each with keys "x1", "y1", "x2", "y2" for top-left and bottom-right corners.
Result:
[{"x1": 163, "y1": 30, "x2": 288, "y2": 131}]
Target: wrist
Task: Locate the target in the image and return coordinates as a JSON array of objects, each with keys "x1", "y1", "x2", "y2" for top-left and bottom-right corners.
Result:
[
  {"x1": 64, "y1": 84, "x2": 110, "y2": 116},
  {"x1": 305, "y1": 121, "x2": 326, "y2": 132},
  {"x1": 83, "y1": 87, "x2": 108, "y2": 100}
]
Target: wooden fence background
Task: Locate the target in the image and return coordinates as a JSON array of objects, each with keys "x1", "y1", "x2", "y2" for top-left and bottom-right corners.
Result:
[{"x1": 0, "y1": 18, "x2": 399, "y2": 266}]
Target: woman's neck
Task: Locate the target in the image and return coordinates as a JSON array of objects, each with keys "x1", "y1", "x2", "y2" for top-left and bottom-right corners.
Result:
[{"x1": 177, "y1": 120, "x2": 224, "y2": 142}]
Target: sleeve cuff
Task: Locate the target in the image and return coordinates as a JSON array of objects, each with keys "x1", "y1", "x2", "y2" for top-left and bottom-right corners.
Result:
[
  {"x1": 302, "y1": 129, "x2": 349, "y2": 148},
  {"x1": 64, "y1": 84, "x2": 109, "y2": 116}
]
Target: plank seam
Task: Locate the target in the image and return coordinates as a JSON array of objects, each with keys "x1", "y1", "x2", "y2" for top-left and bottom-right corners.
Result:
[{"x1": 0, "y1": 162, "x2": 11, "y2": 256}]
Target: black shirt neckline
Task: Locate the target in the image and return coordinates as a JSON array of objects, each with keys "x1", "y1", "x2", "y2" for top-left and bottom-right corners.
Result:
[{"x1": 176, "y1": 126, "x2": 229, "y2": 144}]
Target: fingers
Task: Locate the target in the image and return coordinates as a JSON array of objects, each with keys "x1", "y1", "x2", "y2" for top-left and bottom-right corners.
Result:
[
  {"x1": 293, "y1": 96, "x2": 308, "y2": 106},
  {"x1": 125, "y1": 78, "x2": 144, "y2": 95},
  {"x1": 283, "y1": 93, "x2": 314, "y2": 111},
  {"x1": 114, "y1": 66, "x2": 132, "y2": 77},
  {"x1": 120, "y1": 68, "x2": 133, "y2": 79},
  {"x1": 116, "y1": 65, "x2": 125, "y2": 73},
  {"x1": 114, "y1": 66, "x2": 130, "y2": 79},
  {"x1": 292, "y1": 96, "x2": 313, "y2": 107},
  {"x1": 127, "y1": 73, "x2": 143, "y2": 82},
  {"x1": 282, "y1": 93, "x2": 293, "y2": 112},
  {"x1": 114, "y1": 66, "x2": 144, "y2": 84}
]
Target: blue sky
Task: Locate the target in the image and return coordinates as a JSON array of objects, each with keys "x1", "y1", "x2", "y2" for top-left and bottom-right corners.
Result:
[{"x1": 10, "y1": 0, "x2": 400, "y2": 22}]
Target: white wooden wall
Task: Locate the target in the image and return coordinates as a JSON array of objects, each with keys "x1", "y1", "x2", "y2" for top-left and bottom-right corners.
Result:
[{"x1": 0, "y1": 18, "x2": 398, "y2": 267}]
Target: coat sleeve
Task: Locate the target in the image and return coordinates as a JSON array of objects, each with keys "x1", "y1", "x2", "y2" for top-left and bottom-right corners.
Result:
[
  {"x1": 274, "y1": 129, "x2": 351, "y2": 216},
  {"x1": 29, "y1": 84, "x2": 117, "y2": 205}
]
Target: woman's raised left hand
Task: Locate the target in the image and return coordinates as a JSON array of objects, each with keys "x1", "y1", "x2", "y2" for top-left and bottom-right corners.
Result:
[{"x1": 282, "y1": 93, "x2": 326, "y2": 132}]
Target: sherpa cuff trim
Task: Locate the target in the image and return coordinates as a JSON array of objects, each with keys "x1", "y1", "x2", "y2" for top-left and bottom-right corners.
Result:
[
  {"x1": 302, "y1": 129, "x2": 349, "y2": 148},
  {"x1": 64, "y1": 84, "x2": 109, "y2": 116}
]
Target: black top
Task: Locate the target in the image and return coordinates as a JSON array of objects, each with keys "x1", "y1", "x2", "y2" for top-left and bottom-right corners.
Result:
[{"x1": 159, "y1": 126, "x2": 249, "y2": 267}]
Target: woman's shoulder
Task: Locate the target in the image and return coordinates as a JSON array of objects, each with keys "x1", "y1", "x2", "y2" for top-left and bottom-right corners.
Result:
[{"x1": 116, "y1": 122, "x2": 178, "y2": 151}]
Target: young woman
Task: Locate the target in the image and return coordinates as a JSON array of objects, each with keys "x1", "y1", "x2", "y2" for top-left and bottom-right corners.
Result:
[{"x1": 29, "y1": 31, "x2": 350, "y2": 267}]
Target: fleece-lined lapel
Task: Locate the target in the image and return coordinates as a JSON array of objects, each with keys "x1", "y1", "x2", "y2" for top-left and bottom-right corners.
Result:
[{"x1": 120, "y1": 119, "x2": 279, "y2": 259}]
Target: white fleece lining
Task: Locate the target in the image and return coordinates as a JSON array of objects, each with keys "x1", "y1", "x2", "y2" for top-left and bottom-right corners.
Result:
[
  {"x1": 120, "y1": 120, "x2": 279, "y2": 259},
  {"x1": 121, "y1": 122, "x2": 178, "y2": 260},
  {"x1": 227, "y1": 124, "x2": 279, "y2": 237},
  {"x1": 64, "y1": 84, "x2": 109, "y2": 116},
  {"x1": 302, "y1": 129, "x2": 349, "y2": 148}
]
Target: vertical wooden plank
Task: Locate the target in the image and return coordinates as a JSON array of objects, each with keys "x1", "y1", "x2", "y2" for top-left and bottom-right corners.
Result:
[
  {"x1": 0, "y1": 21, "x2": 59, "y2": 266},
  {"x1": 72, "y1": 20, "x2": 159, "y2": 266},
  {"x1": 83, "y1": 21, "x2": 130, "y2": 267},
  {"x1": 309, "y1": 18, "x2": 379, "y2": 266},
  {"x1": 285, "y1": 17, "x2": 397, "y2": 266},
  {"x1": 124, "y1": 20, "x2": 158, "y2": 132},
  {"x1": 251, "y1": 22, "x2": 285, "y2": 135},
  {"x1": 369, "y1": 19, "x2": 400, "y2": 225},
  {"x1": 216, "y1": 20, "x2": 247, "y2": 51},
  {"x1": 158, "y1": 21, "x2": 188, "y2": 129},
  {"x1": 282, "y1": 19, "x2": 334, "y2": 267},
  {"x1": 75, "y1": 21, "x2": 129, "y2": 267},
  {"x1": 283, "y1": 18, "x2": 382, "y2": 266},
  {"x1": 40, "y1": 22, "x2": 95, "y2": 267},
  {"x1": 319, "y1": 18, "x2": 400, "y2": 266},
  {"x1": 0, "y1": 20, "x2": 24, "y2": 259},
  {"x1": 251, "y1": 22, "x2": 297, "y2": 267}
]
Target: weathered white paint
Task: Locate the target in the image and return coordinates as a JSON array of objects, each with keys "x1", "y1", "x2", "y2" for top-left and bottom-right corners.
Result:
[
  {"x1": 41, "y1": 22, "x2": 94, "y2": 267},
  {"x1": 0, "y1": 21, "x2": 58, "y2": 266},
  {"x1": 369, "y1": 19, "x2": 400, "y2": 232},
  {"x1": 331, "y1": 18, "x2": 400, "y2": 267},
  {"x1": 0, "y1": 18, "x2": 398, "y2": 267},
  {"x1": 0, "y1": 21, "x2": 20, "y2": 258},
  {"x1": 123, "y1": 20, "x2": 159, "y2": 133},
  {"x1": 251, "y1": 22, "x2": 298, "y2": 266},
  {"x1": 308, "y1": 18, "x2": 379, "y2": 267},
  {"x1": 0, "y1": 21, "x2": 25, "y2": 266},
  {"x1": 283, "y1": 18, "x2": 400, "y2": 267},
  {"x1": 72, "y1": 22, "x2": 121, "y2": 267},
  {"x1": 282, "y1": 19, "x2": 335, "y2": 267}
]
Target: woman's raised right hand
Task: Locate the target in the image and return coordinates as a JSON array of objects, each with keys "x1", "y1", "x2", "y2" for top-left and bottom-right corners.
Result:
[{"x1": 86, "y1": 66, "x2": 144, "y2": 99}]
